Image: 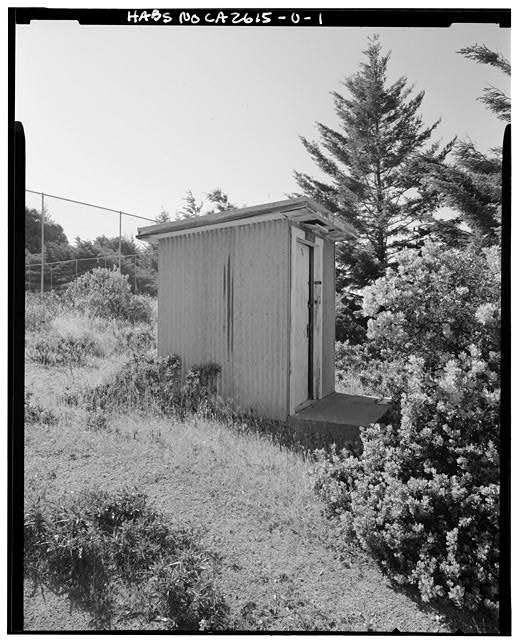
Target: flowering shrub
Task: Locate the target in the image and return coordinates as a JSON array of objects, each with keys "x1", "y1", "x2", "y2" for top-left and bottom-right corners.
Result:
[
  {"x1": 362, "y1": 242, "x2": 500, "y2": 393},
  {"x1": 316, "y1": 242, "x2": 500, "y2": 613},
  {"x1": 65, "y1": 268, "x2": 153, "y2": 323}
]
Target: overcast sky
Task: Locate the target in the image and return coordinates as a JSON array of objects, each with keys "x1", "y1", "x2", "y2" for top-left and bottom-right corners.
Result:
[{"x1": 16, "y1": 20, "x2": 510, "y2": 245}]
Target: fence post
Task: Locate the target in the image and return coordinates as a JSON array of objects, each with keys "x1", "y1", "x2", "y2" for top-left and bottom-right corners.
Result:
[
  {"x1": 41, "y1": 192, "x2": 45, "y2": 294},
  {"x1": 119, "y1": 212, "x2": 122, "y2": 270},
  {"x1": 75, "y1": 259, "x2": 78, "y2": 278},
  {"x1": 134, "y1": 254, "x2": 137, "y2": 292},
  {"x1": 50, "y1": 264, "x2": 53, "y2": 291}
]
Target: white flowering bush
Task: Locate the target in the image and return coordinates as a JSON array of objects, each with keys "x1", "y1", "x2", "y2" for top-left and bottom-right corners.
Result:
[
  {"x1": 362, "y1": 242, "x2": 500, "y2": 390},
  {"x1": 315, "y1": 242, "x2": 500, "y2": 612}
]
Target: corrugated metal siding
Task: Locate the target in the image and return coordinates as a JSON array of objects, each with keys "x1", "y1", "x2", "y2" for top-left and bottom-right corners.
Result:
[
  {"x1": 158, "y1": 219, "x2": 290, "y2": 420},
  {"x1": 321, "y1": 239, "x2": 335, "y2": 397}
]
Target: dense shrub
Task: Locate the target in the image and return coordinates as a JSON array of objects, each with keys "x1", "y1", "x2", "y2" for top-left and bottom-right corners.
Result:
[
  {"x1": 28, "y1": 333, "x2": 98, "y2": 367},
  {"x1": 24, "y1": 489, "x2": 230, "y2": 630},
  {"x1": 65, "y1": 268, "x2": 153, "y2": 323},
  {"x1": 316, "y1": 242, "x2": 500, "y2": 613},
  {"x1": 361, "y1": 242, "x2": 500, "y2": 398}
]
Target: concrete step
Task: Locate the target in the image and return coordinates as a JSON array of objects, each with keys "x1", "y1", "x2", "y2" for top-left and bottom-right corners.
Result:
[{"x1": 287, "y1": 391, "x2": 391, "y2": 451}]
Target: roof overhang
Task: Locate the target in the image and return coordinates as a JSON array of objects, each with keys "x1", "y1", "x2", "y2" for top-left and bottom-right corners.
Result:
[{"x1": 137, "y1": 198, "x2": 356, "y2": 242}]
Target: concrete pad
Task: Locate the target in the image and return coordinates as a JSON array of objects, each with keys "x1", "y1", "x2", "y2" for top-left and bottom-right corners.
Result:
[{"x1": 291, "y1": 392, "x2": 390, "y2": 426}]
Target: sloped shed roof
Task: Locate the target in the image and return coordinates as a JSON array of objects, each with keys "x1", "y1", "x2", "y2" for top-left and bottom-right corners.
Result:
[{"x1": 137, "y1": 197, "x2": 355, "y2": 241}]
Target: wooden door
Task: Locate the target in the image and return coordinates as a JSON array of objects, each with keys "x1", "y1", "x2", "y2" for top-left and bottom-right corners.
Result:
[{"x1": 291, "y1": 240, "x2": 312, "y2": 411}]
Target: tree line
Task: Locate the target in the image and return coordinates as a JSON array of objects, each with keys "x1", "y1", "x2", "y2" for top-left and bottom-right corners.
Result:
[{"x1": 24, "y1": 209, "x2": 159, "y2": 294}]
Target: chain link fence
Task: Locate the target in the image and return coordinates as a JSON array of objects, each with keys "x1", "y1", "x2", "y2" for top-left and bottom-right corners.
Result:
[
  {"x1": 24, "y1": 190, "x2": 160, "y2": 295},
  {"x1": 25, "y1": 252, "x2": 159, "y2": 295}
]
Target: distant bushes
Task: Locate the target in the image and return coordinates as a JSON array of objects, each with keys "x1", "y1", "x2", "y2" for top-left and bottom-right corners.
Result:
[
  {"x1": 319, "y1": 243, "x2": 501, "y2": 613},
  {"x1": 24, "y1": 488, "x2": 230, "y2": 630},
  {"x1": 25, "y1": 291, "x2": 63, "y2": 332},
  {"x1": 65, "y1": 268, "x2": 153, "y2": 324},
  {"x1": 26, "y1": 271, "x2": 154, "y2": 330},
  {"x1": 25, "y1": 270, "x2": 157, "y2": 370}
]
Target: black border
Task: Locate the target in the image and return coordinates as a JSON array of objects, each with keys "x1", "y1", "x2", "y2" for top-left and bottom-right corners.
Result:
[
  {"x1": 498, "y1": 123, "x2": 511, "y2": 636},
  {"x1": 12, "y1": 7, "x2": 511, "y2": 27},
  {"x1": 8, "y1": 7, "x2": 511, "y2": 635},
  {"x1": 9, "y1": 7, "x2": 25, "y2": 634}
]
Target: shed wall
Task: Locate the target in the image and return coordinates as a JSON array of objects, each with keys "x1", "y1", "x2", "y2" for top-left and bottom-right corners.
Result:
[
  {"x1": 158, "y1": 219, "x2": 290, "y2": 420},
  {"x1": 322, "y1": 239, "x2": 336, "y2": 397}
]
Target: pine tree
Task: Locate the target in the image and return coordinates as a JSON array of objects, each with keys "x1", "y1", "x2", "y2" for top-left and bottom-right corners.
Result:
[
  {"x1": 458, "y1": 44, "x2": 510, "y2": 122},
  {"x1": 155, "y1": 206, "x2": 171, "y2": 223},
  {"x1": 177, "y1": 188, "x2": 235, "y2": 219},
  {"x1": 424, "y1": 141, "x2": 502, "y2": 244},
  {"x1": 205, "y1": 188, "x2": 236, "y2": 213},
  {"x1": 178, "y1": 190, "x2": 204, "y2": 218},
  {"x1": 421, "y1": 44, "x2": 509, "y2": 245},
  {"x1": 294, "y1": 35, "x2": 453, "y2": 287}
]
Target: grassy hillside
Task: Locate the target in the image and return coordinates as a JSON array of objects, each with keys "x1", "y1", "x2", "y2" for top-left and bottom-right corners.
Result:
[{"x1": 23, "y1": 291, "x2": 474, "y2": 632}]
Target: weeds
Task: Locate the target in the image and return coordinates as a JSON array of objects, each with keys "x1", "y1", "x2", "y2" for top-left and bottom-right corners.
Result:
[
  {"x1": 86, "y1": 409, "x2": 110, "y2": 432},
  {"x1": 116, "y1": 325, "x2": 156, "y2": 354},
  {"x1": 28, "y1": 333, "x2": 98, "y2": 368},
  {"x1": 24, "y1": 488, "x2": 230, "y2": 630},
  {"x1": 82, "y1": 353, "x2": 182, "y2": 415},
  {"x1": 24, "y1": 391, "x2": 59, "y2": 426}
]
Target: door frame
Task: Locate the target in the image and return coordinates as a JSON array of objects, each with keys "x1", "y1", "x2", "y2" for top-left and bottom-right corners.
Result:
[{"x1": 289, "y1": 226, "x2": 323, "y2": 415}]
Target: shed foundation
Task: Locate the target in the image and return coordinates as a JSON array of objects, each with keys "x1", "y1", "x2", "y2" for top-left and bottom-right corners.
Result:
[{"x1": 287, "y1": 392, "x2": 391, "y2": 451}]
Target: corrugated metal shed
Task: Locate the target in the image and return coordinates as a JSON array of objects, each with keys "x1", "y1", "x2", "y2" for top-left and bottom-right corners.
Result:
[
  {"x1": 322, "y1": 239, "x2": 336, "y2": 397},
  {"x1": 138, "y1": 198, "x2": 355, "y2": 421},
  {"x1": 158, "y1": 220, "x2": 290, "y2": 419}
]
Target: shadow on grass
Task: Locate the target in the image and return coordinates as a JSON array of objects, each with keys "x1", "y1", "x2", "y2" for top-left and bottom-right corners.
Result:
[
  {"x1": 387, "y1": 580, "x2": 499, "y2": 635},
  {"x1": 200, "y1": 404, "x2": 364, "y2": 460},
  {"x1": 326, "y1": 534, "x2": 499, "y2": 635}
]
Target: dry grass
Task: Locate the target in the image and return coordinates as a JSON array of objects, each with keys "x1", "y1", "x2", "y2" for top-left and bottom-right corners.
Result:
[
  {"x1": 24, "y1": 397, "x2": 452, "y2": 632},
  {"x1": 23, "y1": 307, "x2": 464, "y2": 632}
]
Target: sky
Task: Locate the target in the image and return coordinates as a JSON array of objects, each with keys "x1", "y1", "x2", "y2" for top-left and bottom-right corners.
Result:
[{"x1": 16, "y1": 19, "x2": 510, "y2": 246}]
